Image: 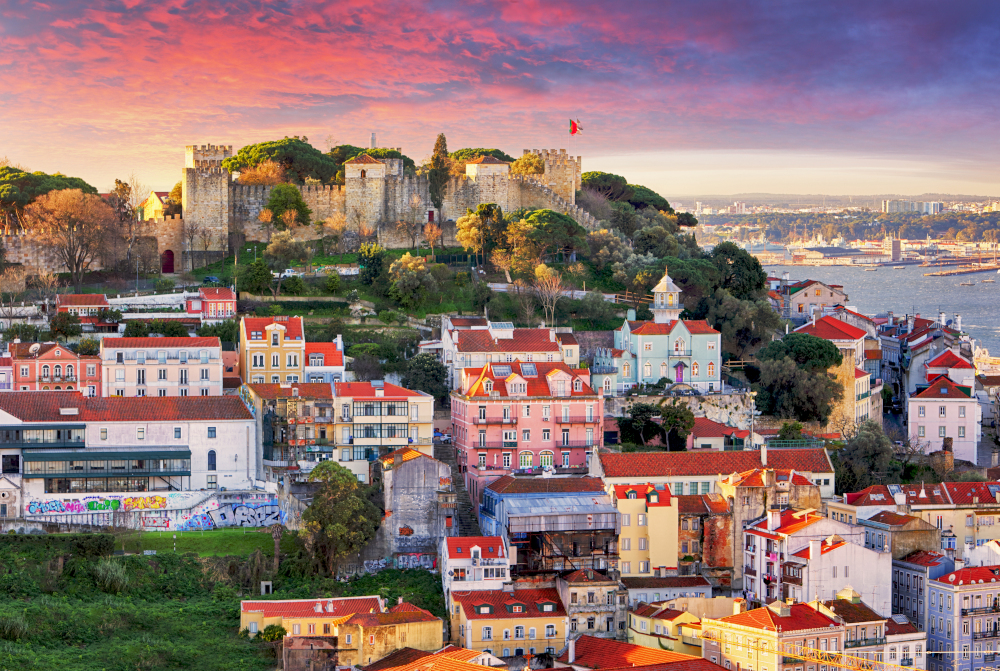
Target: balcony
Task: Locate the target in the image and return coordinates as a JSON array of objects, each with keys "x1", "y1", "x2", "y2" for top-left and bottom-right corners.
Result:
[
  {"x1": 263, "y1": 459, "x2": 294, "y2": 468},
  {"x1": 591, "y1": 366, "x2": 617, "y2": 375},
  {"x1": 668, "y1": 350, "x2": 693, "y2": 358},
  {"x1": 472, "y1": 417, "x2": 517, "y2": 425},
  {"x1": 782, "y1": 657, "x2": 802, "y2": 665},
  {"x1": 900, "y1": 659, "x2": 913, "y2": 667},
  {"x1": 962, "y1": 605, "x2": 1000, "y2": 616},
  {"x1": 744, "y1": 566, "x2": 757, "y2": 576},
  {"x1": 474, "y1": 442, "x2": 518, "y2": 450},
  {"x1": 555, "y1": 416, "x2": 599, "y2": 424},
  {"x1": 559, "y1": 441, "x2": 597, "y2": 448},
  {"x1": 985, "y1": 654, "x2": 996, "y2": 662},
  {"x1": 973, "y1": 630, "x2": 1000, "y2": 641},
  {"x1": 844, "y1": 637, "x2": 886, "y2": 649},
  {"x1": 781, "y1": 572, "x2": 803, "y2": 586}
]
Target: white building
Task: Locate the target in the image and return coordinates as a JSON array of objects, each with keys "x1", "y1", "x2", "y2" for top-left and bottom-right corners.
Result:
[
  {"x1": 100, "y1": 337, "x2": 224, "y2": 398},
  {"x1": 439, "y1": 536, "x2": 511, "y2": 604},
  {"x1": 907, "y1": 376, "x2": 982, "y2": 464}
]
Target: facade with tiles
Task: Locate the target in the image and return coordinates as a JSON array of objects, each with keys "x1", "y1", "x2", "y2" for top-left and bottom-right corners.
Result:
[
  {"x1": 893, "y1": 550, "x2": 955, "y2": 632},
  {"x1": 592, "y1": 271, "x2": 721, "y2": 396},
  {"x1": 100, "y1": 337, "x2": 223, "y2": 398},
  {"x1": 238, "y1": 316, "x2": 306, "y2": 385},
  {"x1": 451, "y1": 361, "x2": 601, "y2": 503},
  {"x1": 926, "y1": 567, "x2": 1000, "y2": 671}
]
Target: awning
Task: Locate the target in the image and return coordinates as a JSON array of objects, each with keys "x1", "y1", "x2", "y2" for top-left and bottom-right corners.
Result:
[{"x1": 23, "y1": 450, "x2": 192, "y2": 462}]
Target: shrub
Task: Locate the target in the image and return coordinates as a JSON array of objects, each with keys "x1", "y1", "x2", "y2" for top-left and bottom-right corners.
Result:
[
  {"x1": 154, "y1": 278, "x2": 175, "y2": 293},
  {"x1": 0, "y1": 614, "x2": 27, "y2": 641},
  {"x1": 454, "y1": 272, "x2": 469, "y2": 287},
  {"x1": 282, "y1": 276, "x2": 305, "y2": 295},
  {"x1": 325, "y1": 273, "x2": 341, "y2": 294},
  {"x1": 92, "y1": 558, "x2": 129, "y2": 594}
]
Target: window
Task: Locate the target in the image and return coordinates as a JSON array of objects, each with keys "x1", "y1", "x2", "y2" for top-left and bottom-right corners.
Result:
[
  {"x1": 959, "y1": 426, "x2": 966, "y2": 438},
  {"x1": 639, "y1": 538, "x2": 647, "y2": 550},
  {"x1": 271, "y1": 332, "x2": 279, "y2": 346},
  {"x1": 622, "y1": 514, "x2": 631, "y2": 526},
  {"x1": 174, "y1": 427, "x2": 181, "y2": 439},
  {"x1": 200, "y1": 368, "x2": 209, "y2": 380},
  {"x1": 252, "y1": 354, "x2": 264, "y2": 368},
  {"x1": 939, "y1": 406, "x2": 946, "y2": 418},
  {"x1": 918, "y1": 426, "x2": 925, "y2": 437},
  {"x1": 919, "y1": 406, "x2": 925, "y2": 417},
  {"x1": 100, "y1": 427, "x2": 108, "y2": 440},
  {"x1": 638, "y1": 514, "x2": 646, "y2": 526},
  {"x1": 523, "y1": 429, "x2": 531, "y2": 442},
  {"x1": 622, "y1": 538, "x2": 631, "y2": 550},
  {"x1": 137, "y1": 428, "x2": 145, "y2": 440},
  {"x1": 708, "y1": 362, "x2": 715, "y2": 377},
  {"x1": 939, "y1": 426, "x2": 946, "y2": 438},
  {"x1": 546, "y1": 624, "x2": 556, "y2": 638},
  {"x1": 639, "y1": 561, "x2": 650, "y2": 573},
  {"x1": 207, "y1": 475, "x2": 217, "y2": 489},
  {"x1": 208, "y1": 427, "x2": 217, "y2": 439},
  {"x1": 345, "y1": 634, "x2": 352, "y2": 645},
  {"x1": 622, "y1": 561, "x2": 630, "y2": 573},
  {"x1": 514, "y1": 626, "x2": 524, "y2": 639},
  {"x1": 201, "y1": 388, "x2": 209, "y2": 396},
  {"x1": 271, "y1": 354, "x2": 279, "y2": 368},
  {"x1": 208, "y1": 450, "x2": 216, "y2": 471},
  {"x1": 249, "y1": 622, "x2": 258, "y2": 633},
  {"x1": 644, "y1": 362, "x2": 651, "y2": 378},
  {"x1": 519, "y1": 452, "x2": 532, "y2": 468},
  {"x1": 180, "y1": 369, "x2": 188, "y2": 384}
]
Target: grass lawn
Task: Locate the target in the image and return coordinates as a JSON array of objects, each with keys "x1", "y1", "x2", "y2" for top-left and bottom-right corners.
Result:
[{"x1": 123, "y1": 527, "x2": 296, "y2": 557}]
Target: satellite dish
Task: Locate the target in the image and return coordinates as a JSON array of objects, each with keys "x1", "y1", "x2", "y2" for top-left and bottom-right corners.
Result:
[{"x1": 28, "y1": 343, "x2": 40, "y2": 355}]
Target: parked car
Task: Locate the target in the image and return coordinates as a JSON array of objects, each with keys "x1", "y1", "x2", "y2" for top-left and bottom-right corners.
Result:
[
  {"x1": 272, "y1": 268, "x2": 302, "y2": 279},
  {"x1": 203, "y1": 276, "x2": 221, "y2": 284}
]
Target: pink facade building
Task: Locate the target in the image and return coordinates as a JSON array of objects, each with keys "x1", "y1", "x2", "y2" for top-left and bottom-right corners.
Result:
[
  {"x1": 186, "y1": 287, "x2": 237, "y2": 324},
  {"x1": 451, "y1": 361, "x2": 602, "y2": 504}
]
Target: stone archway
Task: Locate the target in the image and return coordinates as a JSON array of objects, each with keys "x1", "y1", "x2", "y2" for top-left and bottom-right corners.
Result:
[{"x1": 161, "y1": 250, "x2": 175, "y2": 274}]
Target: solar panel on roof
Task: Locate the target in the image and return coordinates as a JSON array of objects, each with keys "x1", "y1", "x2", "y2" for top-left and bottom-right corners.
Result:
[
  {"x1": 492, "y1": 365, "x2": 512, "y2": 377},
  {"x1": 489, "y1": 322, "x2": 515, "y2": 329},
  {"x1": 521, "y1": 363, "x2": 537, "y2": 376}
]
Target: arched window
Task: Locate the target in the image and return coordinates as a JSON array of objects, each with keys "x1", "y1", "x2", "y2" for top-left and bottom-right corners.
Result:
[
  {"x1": 66, "y1": 386, "x2": 74, "y2": 390},
  {"x1": 546, "y1": 624, "x2": 556, "y2": 638},
  {"x1": 66, "y1": 365, "x2": 74, "y2": 378},
  {"x1": 573, "y1": 379, "x2": 581, "y2": 392},
  {"x1": 660, "y1": 361, "x2": 667, "y2": 377},
  {"x1": 692, "y1": 362, "x2": 700, "y2": 377},
  {"x1": 644, "y1": 362, "x2": 651, "y2": 378},
  {"x1": 708, "y1": 362, "x2": 715, "y2": 377},
  {"x1": 667, "y1": 293, "x2": 674, "y2": 306},
  {"x1": 208, "y1": 450, "x2": 217, "y2": 471},
  {"x1": 627, "y1": 491, "x2": 637, "y2": 499},
  {"x1": 54, "y1": 365, "x2": 62, "y2": 377},
  {"x1": 54, "y1": 386, "x2": 61, "y2": 390},
  {"x1": 674, "y1": 338, "x2": 685, "y2": 353},
  {"x1": 519, "y1": 451, "x2": 533, "y2": 469},
  {"x1": 360, "y1": 170, "x2": 367, "y2": 178},
  {"x1": 603, "y1": 378, "x2": 611, "y2": 393},
  {"x1": 623, "y1": 362, "x2": 630, "y2": 377},
  {"x1": 540, "y1": 451, "x2": 553, "y2": 467},
  {"x1": 42, "y1": 365, "x2": 50, "y2": 377},
  {"x1": 514, "y1": 626, "x2": 525, "y2": 639}
]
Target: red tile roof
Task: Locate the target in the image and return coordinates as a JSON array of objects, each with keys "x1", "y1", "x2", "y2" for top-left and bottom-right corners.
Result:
[
  {"x1": 621, "y1": 576, "x2": 712, "y2": 590},
  {"x1": 461, "y1": 361, "x2": 596, "y2": 398},
  {"x1": 628, "y1": 320, "x2": 719, "y2": 336},
  {"x1": 692, "y1": 417, "x2": 748, "y2": 439},
  {"x1": 246, "y1": 383, "x2": 334, "y2": 400},
  {"x1": 345, "y1": 153, "x2": 382, "y2": 164},
  {"x1": 865, "y1": 510, "x2": 920, "y2": 526},
  {"x1": 791, "y1": 540, "x2": 846, "y2": 558},
  {"x1": 912, "y1": 376, "x2": 972, "y2": 399},
  {"x1": 748, "y1": 509, "x2": 823, "y2": 536},
  {"x1": 0, "y1": 393, "x2": 252, "y2": 422},
  {"x1": 361, "y1": 648, "x2": 432, "y2": 671},
  {"x1": 240, "y1": 596, "x2": 382, "y2": 619},
  {"x1": 865, "y1": 350, "x2": 882, "y2": 360},
  {"x1": 242, "y1": 316, "x2": 304, "y2": 340},
  {"x1": 334, "y1": 381, "x2": 424, "y2": 398},
  {"x1": 557, "y1": 332, "x2": 579, "y2": 346},
  {"x1": 449, "y1": 317, "x2": 488, "y2": 327},
  {"x1": 466, "y1": 155, "x2": 508, "y2": 165},
  {"x1": 714, "y1": 603, "x2": 839, "y2": 632},
  {"x1": 926, "y1": 349, "x2": 974, "y2": 369},
  {"x1": 731, "y1": 469, "x2": 814, "y2": 487},
  {"x1": 612, "y1": 483, "x2": 673, "y2": 507},
  {"x1": 486, "y1": 475, "x2": 606, "y2": 495},
  {"x1": 821, "y1": 599, "x2": 883, "y2": 623},
  {"x1": 445, "y1": 537, "x2": 506, "y2": 559},
  {"x1": 452, "y1": 587, "x2": 564, "y2": 620},
  {"x1": 455, "y1": 328, "x2": 560, "y2": 353},
  {"x1": 598, "y1": 662, "x2": 725, "y2": 671},
  {"x1": 673, "y1": 494, "x2": 730, "y2": 515},
  {"x1": 305, "y1": 342, "x2": 344, "y2": 367},
  {"x1": 379, "y1": 447, "x2": 431, "y2": 466},
  {"x1": 898, "y1": 550, "x2": 948, "y2": 567},
  {"x1": 56, "y1": 294, "x2": 109, "y2": 307},
  {"x1": 199, "y1": 287, "x2": 237, "y2": 301},
  {"x1": 855, "y1": 367, "x2": 869, "y2": 379},
  {"x1": 557, "y1": 634, "x2": 701, "y2": 668},
  {"x1": 599, "y1": 449, "x2": 832, "y2": 479},
  {"x1": 941, "y1": 482, "x2": 1000, "y2": 505},
  {"x1": 885, "y1": 616, "x2": 918, "y2": 635},
  {"x1": 794, "y1": 316, "x2": 866, "y2": 341},
  {"x1": 347, "y1": 605, "x2": 439, "y2": 626},
  {"x1": 563, "y1": 569, "x2": 615, "y2": 583},
  {"x1": 102, "y1": 337, "x2": 220, "y2": 349},
  {"x1": 934, "y1": 567, "x2": 1000, "y2": 585}
]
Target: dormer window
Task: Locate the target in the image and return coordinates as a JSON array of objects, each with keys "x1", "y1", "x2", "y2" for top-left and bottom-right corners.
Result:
[
  {"x1": 512, "y1": 605, "x2": 523, "y2": 613},
  {"x1": 573, "y1": 379, "x2": 582, "y2": 392},
  {"x1": 271, "y1": 333, "x2": 279, "y2": 346},
  {"x1": 484, "y1": 381, "x2": 493, "y2": 393}
]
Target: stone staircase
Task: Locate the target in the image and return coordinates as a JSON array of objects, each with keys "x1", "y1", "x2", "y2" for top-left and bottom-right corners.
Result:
[{"x1": 434, "y1": 442, "x2": 482, "y2": 537}]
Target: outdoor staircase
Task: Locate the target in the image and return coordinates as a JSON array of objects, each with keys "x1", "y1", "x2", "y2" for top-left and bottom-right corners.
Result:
[{"x1": 434, "y1": 442, "x2": 482, "y2": 537}]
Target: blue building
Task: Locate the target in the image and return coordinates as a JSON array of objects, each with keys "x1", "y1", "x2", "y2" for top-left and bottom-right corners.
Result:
[
  {"x1": 926, "y1": 566, "x2": 1000, "y2": 671},
  {"x1": 592, "y1": 270, "x2": 721, "y2": 396}
]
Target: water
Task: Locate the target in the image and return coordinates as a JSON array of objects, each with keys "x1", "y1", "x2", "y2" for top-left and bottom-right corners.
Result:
[{"x1": 768, "y1": 264, "x2": 1000, "y2": 355}]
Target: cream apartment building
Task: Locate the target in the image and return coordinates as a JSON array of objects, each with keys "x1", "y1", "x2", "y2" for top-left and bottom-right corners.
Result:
[{"x1": 100, "y1": 337, "x2": 223, "y2": 397}]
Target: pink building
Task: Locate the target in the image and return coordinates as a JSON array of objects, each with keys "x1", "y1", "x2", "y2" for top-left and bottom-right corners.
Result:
[
  {"x1": 451, "y1": 361, "x2": 602, "y2": 503},
  {"x1": 186, "y1": 287, "x2": 237, "y2": 323}
]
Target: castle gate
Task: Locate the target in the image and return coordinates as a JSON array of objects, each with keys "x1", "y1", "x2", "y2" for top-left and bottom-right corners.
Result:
[{"x1": 161, "y1": 250, "x2": 175, "y2": 274}]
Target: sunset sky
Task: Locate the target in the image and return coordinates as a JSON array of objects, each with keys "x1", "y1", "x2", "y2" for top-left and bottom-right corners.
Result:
[{"x1": 2, "y1": 0, "x2": 998, "y2": 197}]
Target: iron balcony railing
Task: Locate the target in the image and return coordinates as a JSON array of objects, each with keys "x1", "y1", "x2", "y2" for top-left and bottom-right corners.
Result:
[
  {"x1": 845, "y1": 637, "x2": 887, "y2": 649},
  {"x1": 472, "y1": 417, "x2": 518, "y2": 425},
  {"x1": 744, "y1": 566, "x2": 757, "y2": 576},
  {"x1": 900, "y1": 658, "x2": 913, "y2": 666},
  {"x1": 591, "y1": 366, "x2": 618, "y2": 374},
  {"x1": 668, "y1": 350, "x2": 693, "y2": 357},
  {"x1": 962, "y1": 605, "x2": 1000, "y2": 616},
  {"x1": 972, "y1": 631, "x2": 1000, "y2": 641},
  {"x1": 559, "y1": 441, "x2": 597, "y2": 448},
  {"x1": 555, "y1": 416, "x2": 599, "y2": 424}
]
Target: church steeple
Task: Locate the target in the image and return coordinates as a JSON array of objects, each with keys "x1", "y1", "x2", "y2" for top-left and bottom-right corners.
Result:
[{"x1": 651, "y1": 268, "x2": 682, "y2": 323}]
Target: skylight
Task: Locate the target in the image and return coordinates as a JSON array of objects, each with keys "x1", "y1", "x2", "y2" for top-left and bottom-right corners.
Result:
[
  {"x1": 492, "y1": 365, "x2": 512, "y2": 377},
  {"x1": 489, "y1": 322, "x2": 515, "y2": 330},
  {"x1": 521, "y1": 363, "x2": 537, "y2": 377}
]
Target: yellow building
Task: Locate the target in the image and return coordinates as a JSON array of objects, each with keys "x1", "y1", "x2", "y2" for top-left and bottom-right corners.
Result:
[
  {"x1": 612, "y1": 484, "x2": 679, "y2": 578},
  {"x1": 239, "y1": 596, "x2": 443, "y2": 667},
  {"x1": 239, "y1": 316, "x2": 306, "y2": 385},
  {"x1": 627, "y1": 602, "x2": 700, "y2": 655},
  {"x1": 450, "y1": 587, "x2": 567, "y2": 656}
]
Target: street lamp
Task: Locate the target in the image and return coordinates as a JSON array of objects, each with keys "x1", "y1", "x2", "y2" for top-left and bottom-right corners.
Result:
[{"x1": 247, "y1": 246, "x2": 257, "y2": 263}]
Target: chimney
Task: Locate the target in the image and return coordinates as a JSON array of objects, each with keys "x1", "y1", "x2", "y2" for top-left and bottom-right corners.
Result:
[
  {"x1": 767, "y1": 509, "x2": 781, "y2": 532},
  {"x1": 761, "y1": 443, "x2": 768, "y2": 467},
  {"x1": 326, "y1": 598, "x2": 335, "y2": 612},
  {"x1": 956, "y1": 314, "x2": 963, "y2": 331},
  {"x1": 568, "y1": 637, "x2": 576, "y2": 664},
  {"x1": 314, "y1": 602, "x2": 323, "y2": 613},
  {"x1": 627, "y1": 308, "x2": 636, "y2": 321},
  {"x1": 809, "y1": 539, "x2": 821, "y2": 560},
  {"x1": 939, "y1": 311, "x2": 946, "y2": 326},
  {"x1": 907, "y1": 314, "x2": 914, "y2": 332},
  {"x1": 397, "y1": 596, "x2": 403, "y2": 605}
]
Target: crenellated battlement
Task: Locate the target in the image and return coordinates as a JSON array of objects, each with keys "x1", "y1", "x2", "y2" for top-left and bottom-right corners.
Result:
[{"x1": 185, "y1": 144, "x2": 232, "y2": 169}]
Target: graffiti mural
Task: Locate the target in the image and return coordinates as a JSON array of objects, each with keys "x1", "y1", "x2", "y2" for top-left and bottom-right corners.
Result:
[
  {"x1": 209, "y1": 503, "x2": 281, "y2": 528},
  {"x1": 395, "y1": 553, "x2": 436, "y2": 569},
  {"x1": 398, "y1": 525, "x2": 414, "y2": 536},
  {"x1": 142, "y1": 517, "x2": 170, "y2": 529},
  {"x1": 364, "y1": 558, "x2": 388, "y2": 574}
]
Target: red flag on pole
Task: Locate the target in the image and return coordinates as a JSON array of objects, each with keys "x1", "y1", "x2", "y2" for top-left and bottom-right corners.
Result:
[{"x1": 570, "y1": 119, "x2": 583, "y2": 135}]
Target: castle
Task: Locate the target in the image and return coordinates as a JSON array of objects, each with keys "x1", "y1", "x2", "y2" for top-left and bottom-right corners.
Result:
[{"x1": 5, "y1": 143, "x2": 598, "y2": 275}]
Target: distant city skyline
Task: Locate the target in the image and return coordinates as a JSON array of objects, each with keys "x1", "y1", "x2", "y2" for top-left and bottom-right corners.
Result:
[{"x1": 2, "y1": 1, "x2": 999, "y2": 196}]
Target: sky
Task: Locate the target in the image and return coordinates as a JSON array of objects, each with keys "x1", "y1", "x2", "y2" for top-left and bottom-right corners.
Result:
[{"x1": 2, "y1": 0, "x2": 999, "y2": 198}]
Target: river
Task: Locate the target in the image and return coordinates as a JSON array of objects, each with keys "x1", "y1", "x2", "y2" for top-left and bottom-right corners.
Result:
[{"x1": 768, "y1": 264, "x2": 1000, "y2": 355}]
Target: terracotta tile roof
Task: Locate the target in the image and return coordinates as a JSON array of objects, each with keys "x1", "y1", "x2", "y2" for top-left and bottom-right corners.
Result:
[
  {"x1": 557, "y1": 633, "x2": 700, "y2": 668},
  {"x1": 445, "y1": 537, "x2": 506, "y2": 559},
  {"x1": 345, "y1": 153, "x2": 382, "y2": 164},
  {"x1": 621, "y1": 576, "x2": 711, "y2": 590},
  {"x1": 675, "y1": 494, "x2": 709, "y2": 514},
  {"x1": 749, "y1": 509, "x2": 823, "y2": 536},
  {"x1": 433, "y1": 648, "x2": 483, "y2": 663},
  {"x1": 461, "y1": 361, "x2": 596, "y2": 398},
  {"x1": 685, "y1": 320, "x2": 720, "y2": 335},
  {"x1": 452, "y1": 587, "x2": 564, "y2": 620},
  {"x1": 934, "y1": 567, "x2": 1000, "y2": 586},
  {"x1": 912, "y1": 376, "x2": 972, "y2": 399},
  {"x1": 102, "y1": 337, "x2": 220, "y2": 349},
  {"x1": 362, "y1": 648, "x2": 432, "y2": 671},
  {"x1": 245, "y1": 383, "x2": 334, "y2": 400},
  {"x1": 612, "y1": 483, "x2": 673, "y2": 507},
  {"x1": 980, "y1": 376, "x2": 1000, "y2": 387},
  {"x1": 557, "y1": 332, "x2": 579, "y2": 346},
  {"x1": 898, "y1": 550, "x2": 948, "y2": 567},
  {"x1": 241, "y1": 596, "x2": 382, "y2": 619},
  {"x1": 346, "y1": 607, "x2": 439, "y2": 626},
  {"x1": 334, "y1": 381, "x2": 424, "y2": 398},
  {"x1": 941, "y1": 482, "x2": 1000, "y2": 505},
  {"x1": 10, "y1": 342, "x2": 60, "y2": 358},
  {"x1": 379, "y1": 447, "x2": 431, "y2": 465},
  {"x1": 199, "y1": 287, "x2": 237, "y2": 301},
  {"x1": 627, "y1": 320, "x2": 720, "y2": 337},
  {"x1": 791, "y1": 540, "x2": 846, "y2": 558},
  {"x1": 821, "y1": 599, "x2": 883, "y2": 623},
  {"x1": 714, "y1": 603, "x2": 839, "y2": 632},
  {"x1": 486, "y1": 475, "x2": 606, "y2": 495},
  {"x1": 563, "y1": 569, "x2": 615, "y2": 584},
  {"x1": 0, "y1": 392, "x2": 252, "y2": 422},
  {"x1": 864, "y1": 510, "x2": 920, "y2": 527},
  {"x1": 455, "y1": 328, "x2": 560, "y2": 353},
  {"x1": 305, "y1": 342, "x2": 344, "y2": 367},
  {"x1": 692, "y1": 417, "x2": 748, "y2": 439},
  {"x1": 598, "y1": 662, "x2": 725, "y2": 671},
  {"x1": 56, "y1": 294, "x2": 109, "y2": 307},
  {"x1": 449, "y1": 317, "x2": 488, "y2": 327},
  {"x1": 855, "y1": 367, "x2": 870, "y2": 379},
  {"x1": 466, "y1": 155, "x2": 508, "y2": 165},
  {"x1": 794, "y1": 315, "x2": 866, "y2": 341},
  {"x1": 926, "y1": 349, "x2": 973, "y2": 369},
  {"x1": 731, "y1": 469, "x2": 814, "y2": 487},
  {"x1": 885, "y1": 616, "x2": 918, "y2": 635},
  {"x1": 599, "y1": 449, "x2": 832, "y2": 479},
  {"x1": 242, "y1": 316, "x2": 304, "y2": 340}
]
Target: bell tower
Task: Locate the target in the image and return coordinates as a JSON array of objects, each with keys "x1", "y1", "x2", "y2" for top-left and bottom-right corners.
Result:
[{"x1": 651, "y1": 269, "x2": 683, "y2": 323}]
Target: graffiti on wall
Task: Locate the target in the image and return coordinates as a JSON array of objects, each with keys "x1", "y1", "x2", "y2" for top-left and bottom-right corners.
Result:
[
  {"x1": 364, "y1": 558, "x2": 388, "y2": 574},
  {"x1": 395, "y1": 553, "x2": 436, "y2": 569},
  {"x1": 27, "y1": 492, "x2": 200, "y2": 516},
  {"x1": 142, "y1": 517, "x2": 170, "y2": 529},
  {"x1": 398, "y1": 525, "x2": 414, "y2": 536},
  {"x1": 209, "y1": 503, "x2": 281, "y2": 528}
]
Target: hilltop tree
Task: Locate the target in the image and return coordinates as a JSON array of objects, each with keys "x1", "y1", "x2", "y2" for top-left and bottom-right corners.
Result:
[
  {"x1": 264, "y1": 231, "x2": 308, "y2": 298},
  {"x1": 710, "y1": 241, "x2": 767, "y2": 301},
  {"x1": 617, "y1": 403, "x2": 663, "y2": 446},
  {"x1": 753, "y1": 355, "x2": 843, "y2": 423},
  {"x1": 237, "y1": 160, "x2": 287, "y2": 186},
  {"x1": 48, "y1": 311, "x2": 82, "y2": 341},
  {"x1": 656, "y1": 399, "x2": 696, "y2": 451},
  {"x1": 428, "y1": 134, "x2": 450, "y2": 212},
  {"x1": 510, "y1": 153, "x2": 545, "y2": 176},
  {"x1": 581, "y1": 171, "x2": 633, "y2": 202},
  {"x1": 23, "y1": 189, "x2": 115, "y2": 292},
  {"x1": 388, "y1": 252, "x2": 438, "y2": 308},
  {"x1": 628, "y1": 184, "x2": 672, "y2": 212},
  {"x1": 449, "y1": 148, "x2": 515, "y2": 163},
  {"x1": 265, "y1": 184, "x2": 311, "y2": 228},
  {"x1": 223, "y1": 137, "x2": 339, "y2": 184},
  {"x1": 758, "y1": 332, "x2": 843, "y2": 371},
  {"x1": 832, "y1": 420, "x2": 902, "y2": 493},
  {"x1": 359, "y1": 242, "x2": 387, "y2": 286},
  {"x1": 401, "y1": 353, "x2": 449, "y2": 404},
  {"x1": 303, "y1": 461, "x2": 382, "y2": 576},
  {"x1": 456, "y1": 203, "x2": 506, "y2": 268},
  {"x1": 0, "y1": 166, "x2": 97, "y2": 227}
]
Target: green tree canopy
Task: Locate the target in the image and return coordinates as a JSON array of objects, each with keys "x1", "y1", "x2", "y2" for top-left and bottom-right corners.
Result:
[
  {"x1": 48, "y1": 311, "x2": 82, "y2": 341},
  {"x1": 428, "y1": 134, "x2": 450, "y2": 211},
  {"x1": 508, "y1": 209, "x2": 588, "y2": 265},
  {"x1": 581, "y1": 171, "x2": 633, "y2": 201},
  {"x1": 758, "y1": 332, "x2": 843, "y2": 371},
  {"x1": 656, "y1": 399, "x2": 696, "y2": 451},
  {"x1": 709, "y1": 241, "x2": 767, "y2": 301},
  {"x1": 359, "y1": 242, "x2": 387, "y2": 286},
  {"x1": 617, "y1": 402, "x2": 663, "y2": 446},
  {"x1": 223, "y1": 137, "x2": 339, "y2": 184},
  {"x1": 777, "y1": 421, "x2": 803, "y2": 441},
  {"x1": 449, "y1": 148, "x2": 515, "y2": 163},
  {"x1": 753, "y1": 356, "x2": 843, "y2": 423},
  {"x1": 303, "y1": 462, "x2": 382, "y2": 575},
  {"x1": 148, "y1": 319, "x2": 189, "y2": 337},
  {"x1": 703, "y1": 289, "x2": 784, "y2": 359},
  {"x1": 456, "y1": 204, "x2": 506, "y2": 267},
  {"x1": 196, "y1": 319, "x2": 239, "y2": 343},
  {"x1": 239, "y1": 260, "x2": 273, "y2": 295},
  {"x1": 265, "y1": 184, "x2": 312, "y2": 228},
  {"x1": 0, "y1": 167, "x2": 97, "y2": 220},
  {"x1": 365, "y1": 148, "x2": 416, "y2": 172},
  {"x1": 832, "y1": 420, "x2": 902, "y2": 493},
  {"x1": 74, "y1": 336, "x2": 100, "y2": 356},
  {"x1": 401, "y1": 353, "x2": 449, "y2": 404},
  {"x1": 123, "y1": 320, "x2": 149, "y2": 338},
  {"x1": 628, "y1": 185, "x2": 672, "y2": 212},
  {"x1": 388, "y1": 252, "x2": 438, "y2": 308}
]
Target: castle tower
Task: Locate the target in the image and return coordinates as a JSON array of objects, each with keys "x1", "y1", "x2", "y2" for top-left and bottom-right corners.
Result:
[
  {"x1": 524, "y1": 148, "x2": 582, "y2": 205},
  {"x1": 182, "y1": 144, "x2": 233, "y2": 260},
  {"x1": 344, "y1": 153, "x2": 387, "y2": 228},
  {"x1": 651, "y1": 269, "x2": 683, "y2": 323}
]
